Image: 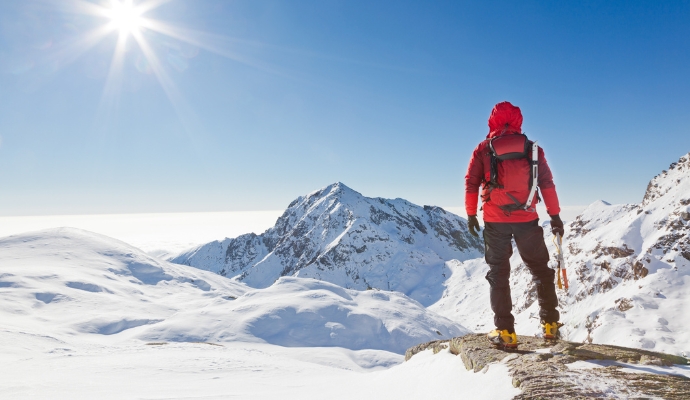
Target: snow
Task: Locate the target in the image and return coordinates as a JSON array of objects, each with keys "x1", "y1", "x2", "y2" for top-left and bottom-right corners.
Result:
[
  {"x1": 0, "y1": 227, "x2": 513, "y2": 399},
  {"x1": 0, "y1": 341, "x2": 520, "y2": 399},
  {"x1": 0, "y1": 228, "x2": 466, "y2": 353},
  {"x1": 429, "y1": 258, "x2": 494, "y2": 333},
  {"x1": 171, "y1": 182, "x2": 484, "y2": 307},
  {"x1": 137, "y1": 276, "x2": 469, "y2": 353},
  {"x1": 566, "y1": 359, "x2": 690, "y2": 379},
  {"x1": 2, "y1": 162, "x2": 689, "y2": 398}
]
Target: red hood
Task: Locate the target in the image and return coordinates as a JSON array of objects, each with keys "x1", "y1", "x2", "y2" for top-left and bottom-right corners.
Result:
[{"x1": 487, "y1": 101, "x2": 523, "y2": 138}]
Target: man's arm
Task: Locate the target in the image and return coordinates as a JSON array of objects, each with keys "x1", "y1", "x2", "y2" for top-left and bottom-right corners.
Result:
[
  {"x1": 537, "y1": 147, "x2": 561, "y2": 216},
  {"x1": 465, "y1": 143, "x2": 485, "y2": 216}
]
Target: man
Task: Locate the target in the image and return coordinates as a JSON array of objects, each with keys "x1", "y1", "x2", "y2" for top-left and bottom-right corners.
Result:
[{"x1": 464, "y1": 101, "x2": 564, "y2": 348}]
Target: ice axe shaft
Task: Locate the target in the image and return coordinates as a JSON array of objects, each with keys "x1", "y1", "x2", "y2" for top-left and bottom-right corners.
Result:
[
  {"x1": 555, "y1": 233, "x2": 568, "y2": 290},
  {"x1": 561, "y1": 268, "x2": 569, "y2": 289},
  {"x1": 557, "y1": 267, "x2": 563, "y2": 289}
]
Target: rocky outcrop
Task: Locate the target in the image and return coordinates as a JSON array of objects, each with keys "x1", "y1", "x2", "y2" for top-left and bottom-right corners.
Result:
[{"x1": 407, "y1": 334, "x2": 690, "y2": 399}]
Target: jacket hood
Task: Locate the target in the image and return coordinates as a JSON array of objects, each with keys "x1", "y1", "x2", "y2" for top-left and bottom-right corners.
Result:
[{"x1": 487, "y1": 101, "x2": 523, "y2": 138}]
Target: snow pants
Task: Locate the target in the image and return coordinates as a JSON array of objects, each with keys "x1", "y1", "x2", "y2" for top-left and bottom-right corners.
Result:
[{"x1": 483, "y1": 219, "x2": 560, "y2": 333}]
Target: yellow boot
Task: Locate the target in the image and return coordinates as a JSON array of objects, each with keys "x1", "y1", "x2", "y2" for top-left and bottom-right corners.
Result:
[
  {"x1": 487, "y1": 329, "x2": 518, "y2": 348},
  {"x1": 541, "y1": 322, "x2": 563, "y2": 340}
]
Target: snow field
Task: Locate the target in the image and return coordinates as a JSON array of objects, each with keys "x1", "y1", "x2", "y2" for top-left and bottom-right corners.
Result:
[
  {"x1": 0, "y1": 228, "x2": 490, "y2": 398},
  {"x1": 0, "y1": 339, "x2": 519, "y2": 400},
  {"x1": 0, "y1": 228, "x2": 467, "y2": 354}
]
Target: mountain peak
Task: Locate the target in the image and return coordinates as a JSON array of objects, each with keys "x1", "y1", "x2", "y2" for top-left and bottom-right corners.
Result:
[
  {"x1": 307, "y1": 182, "x2": 360, "y2": 200},
  {"x1": 172, "y1": 184, "x2": 484, "y2": 305},
  {"x1": 642, "y1": 152, "x2": 690, "y2": 206}
]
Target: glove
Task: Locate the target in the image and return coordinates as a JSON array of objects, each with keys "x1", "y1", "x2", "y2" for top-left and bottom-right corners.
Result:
[
  {"x1": 468, "y1": 215, "x2": 481, "y2": 237},
  {"x1": 550, "y1": 214, "x2": 564, "y2": 237}
]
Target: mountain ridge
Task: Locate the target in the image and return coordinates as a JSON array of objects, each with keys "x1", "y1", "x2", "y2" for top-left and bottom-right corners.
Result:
[{"x1": 171, "y1": 182, "x2": 483, "y2": 306}]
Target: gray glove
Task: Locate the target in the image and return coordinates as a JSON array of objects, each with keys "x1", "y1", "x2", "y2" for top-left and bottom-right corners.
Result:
[
  {"x1": 550, "y1": 214, "x2": 564, "y2": 237},
  {"x1": 468, "y1": 215, "x2": 481, "y2": 237}
]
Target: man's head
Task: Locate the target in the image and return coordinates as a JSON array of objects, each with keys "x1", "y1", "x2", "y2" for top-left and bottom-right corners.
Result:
[{"x1": 488, "y1": 101, "x2": 523, "y2": 135}]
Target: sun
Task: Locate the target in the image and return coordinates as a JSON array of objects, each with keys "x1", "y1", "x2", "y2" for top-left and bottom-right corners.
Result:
[
  {"x1": 62, "y1": 0, "x2": 265, "y2": 136},
  {"x1": 106, "y1": 0, "x2": 143, "y2": 36}
]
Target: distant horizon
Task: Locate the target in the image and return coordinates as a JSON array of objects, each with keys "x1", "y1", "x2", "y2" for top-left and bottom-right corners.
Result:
[
  {"x1": 0, "y1": 203, "x2": 591, "y2": 218},
  {"x1": 0, "y1": 202, "x2": 587, "y2": 256}
]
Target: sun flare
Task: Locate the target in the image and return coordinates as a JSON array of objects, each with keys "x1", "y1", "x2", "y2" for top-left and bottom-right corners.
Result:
[
  {"x1": 63, "y1": 0, "x2": 259, "y2": 136},
  {"x1": 106, "y1": 0, "x2": 143, "y2": 36}
]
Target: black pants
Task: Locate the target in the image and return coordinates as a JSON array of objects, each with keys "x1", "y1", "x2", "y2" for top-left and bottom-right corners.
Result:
[{"x1": 484, "y1": 219, "x2": 560, "y2": 332}]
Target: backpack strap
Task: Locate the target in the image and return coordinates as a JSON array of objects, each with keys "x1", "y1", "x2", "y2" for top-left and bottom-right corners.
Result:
[
  {"x1": 523, "y1": 140, "x2": 539, "y2": 211},
  {"x1": 494, "y1": 140, "x2": 539, "y2": 214},
  {"x1": 488, "y1": 151, "x2": 501, "y2": 189}
]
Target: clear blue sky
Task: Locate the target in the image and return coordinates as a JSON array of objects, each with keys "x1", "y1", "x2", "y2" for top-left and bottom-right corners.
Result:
[{"x1": 1, "y1": 0, "x2": 689, "y2": 216}]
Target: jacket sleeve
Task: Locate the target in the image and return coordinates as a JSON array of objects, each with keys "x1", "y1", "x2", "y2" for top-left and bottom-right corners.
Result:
[
  {"x1": 464, "y1": 143, "x2": 485, "y2": 216},
  {"x1": 537, "y1": 147, "x2": 561, "y2": 216}
]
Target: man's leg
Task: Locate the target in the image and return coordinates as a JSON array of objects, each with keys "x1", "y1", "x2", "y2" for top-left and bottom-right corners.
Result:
[
  {"x1": 483, "y1": 222, "x2": 516, "y2": 332},
  {"x1": 513, "y1": 220, "x2": 560, "y2": 324}
]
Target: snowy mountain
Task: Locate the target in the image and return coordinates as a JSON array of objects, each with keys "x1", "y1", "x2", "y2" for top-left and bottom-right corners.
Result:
[
  {"x1": 0, "y1": 227, "x2": 468, "y2": 354},
  {"x1": 2, "y1": 170, "x2": 688, "y2": 397},
  {"x1": 171, "y1": 182, "x2": 483, "y2": 306},
  {"x1": 557, "y1": 153, "x2": 690, "y2": 354},
  {"x1": 432, "y1": 153, "x2": 690, "y2": 357}
]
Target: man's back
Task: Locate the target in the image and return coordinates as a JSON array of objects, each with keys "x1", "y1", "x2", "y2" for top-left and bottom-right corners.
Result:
[{"x1": 464, "y1": 102, "x2": 560, "y2": 222}]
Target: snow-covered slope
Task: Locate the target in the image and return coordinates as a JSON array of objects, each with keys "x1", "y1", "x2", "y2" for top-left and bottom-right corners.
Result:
[
  {"x1": 0, "y1": 228, "x2": 248, "y2": 345},
  {"x1": 1, "y1": 340, "x2": 519, "y2": 400},
  {"x1": 557, "y1": 153, "x2": 690, "y2": 354},
  {"x1": 432, "y1": 153, "x2": 690, "y2": 357},
  {"x1": 0, "y1": 228, "x2": 467, "y2": 354},
  {"x1": 171, "y1": 182, "x2": 483, "y2": 306},
  {"x1": 140, "y1": 277, "x2": 469, "y2": 354}
]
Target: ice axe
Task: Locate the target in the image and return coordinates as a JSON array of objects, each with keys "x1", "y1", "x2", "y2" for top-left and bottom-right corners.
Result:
[{"x1": 554, "y1": 233, "x2": 569, "y2": 290}]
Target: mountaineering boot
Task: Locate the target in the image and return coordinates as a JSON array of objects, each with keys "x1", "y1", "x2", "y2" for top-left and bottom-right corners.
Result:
[
  {"x1": 540, "y1": 322, "x2": 563, "y2": 340},
  {"x1": 487, "y1": 329, "x2": 518, "y2": 349}
]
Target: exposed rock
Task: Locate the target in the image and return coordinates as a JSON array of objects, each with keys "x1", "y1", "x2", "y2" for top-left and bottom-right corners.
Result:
[
  {"x1": 614, "y1": 297, "x2": 634, "y2": 312},
  {"x1": 591, "y1": 244, "x2": 635, "y2": 259},
  {"x1": 643, "y1": 154, "x2": 690, "y2": 206},
  {"x1": 408, "y1": 334, "x2": 690, "y2": 399},
  {"x1": 404, "y1": 340, "x2": 449, "y2": 361}
]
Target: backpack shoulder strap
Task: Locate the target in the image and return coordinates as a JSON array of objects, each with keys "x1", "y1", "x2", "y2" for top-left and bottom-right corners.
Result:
[{"x1": 523, "y1": 141, "x2": 539, "y2": 211}]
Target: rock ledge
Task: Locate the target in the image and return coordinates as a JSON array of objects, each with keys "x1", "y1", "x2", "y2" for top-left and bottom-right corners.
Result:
[{"x1": 406, "y1": 334, "x2": 689, "y2": 399}]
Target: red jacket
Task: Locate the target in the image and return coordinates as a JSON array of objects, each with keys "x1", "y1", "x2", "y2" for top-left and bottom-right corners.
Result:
[{"x1": 465, "y1": 102, "x2": 560, "y2": 222}]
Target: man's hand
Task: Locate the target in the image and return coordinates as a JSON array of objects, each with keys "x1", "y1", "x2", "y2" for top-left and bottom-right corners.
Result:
[
  {"x1": 550, "y1": 214, "x2": 564, "y2": 237},
  {"x1": 468, "y1": 215, "x2": 481, "y2": 237}
]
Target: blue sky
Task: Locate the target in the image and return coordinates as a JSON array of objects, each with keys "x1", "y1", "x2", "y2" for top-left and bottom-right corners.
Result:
[{"x1": 1, "y1": 0, "x2": 689, "y2": 216}]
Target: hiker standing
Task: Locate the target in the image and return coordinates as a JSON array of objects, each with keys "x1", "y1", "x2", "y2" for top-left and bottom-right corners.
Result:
[{"x1": 464, "y1": 101, "x2": 564, "y2": 348}]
